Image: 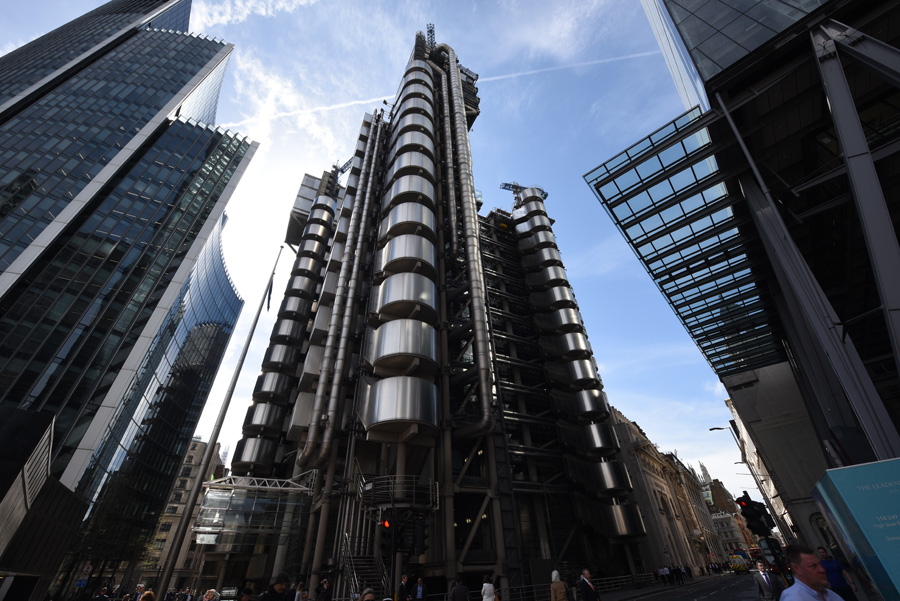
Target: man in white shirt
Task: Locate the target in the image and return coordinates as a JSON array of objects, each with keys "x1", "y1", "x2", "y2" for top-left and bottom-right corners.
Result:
[{"x1": 781, "y1": 544, "x2": 845, "y2": 601}]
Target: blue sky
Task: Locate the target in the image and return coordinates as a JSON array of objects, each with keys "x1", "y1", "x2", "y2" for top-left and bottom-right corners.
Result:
[{"x1": 1, "y1": 0, "x2": 761, "y2": 501}]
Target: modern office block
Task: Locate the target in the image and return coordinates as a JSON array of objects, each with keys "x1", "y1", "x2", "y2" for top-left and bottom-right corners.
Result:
[
  {"x1": 586, "y1": 0, "x2": 900, "y2": 553},
  {"x1": 202, "y1": 30, "x2": 644, "y2": 596},
  {"x1": 0, "y1": 2, "x2": 254, "y2": 599}
]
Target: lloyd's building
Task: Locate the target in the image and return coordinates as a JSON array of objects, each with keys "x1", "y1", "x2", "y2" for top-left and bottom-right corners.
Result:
[{"x1": 196, "y1": 30, "x2": 645, "y2": 596}]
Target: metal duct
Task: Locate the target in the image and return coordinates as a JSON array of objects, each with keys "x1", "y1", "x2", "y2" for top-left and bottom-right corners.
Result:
[
  {"x1": 551, "y1": 389, "x2": 610, "y2": 421},
  {"x1": 370, "y1": 272, "x2": 438, "y2": 325},
  {"x1": 378, "y1": 202, "x2": 437, "y2": 243},
  {"x1": 359, "y1": 375, "x2": 439, "y2": 432},
  {"x1": 297, "y1": 115, "x2": 383, "y2": 468},
  {"x1": 556, "y1": 421, "x2": 620, "y2": 456},
  {"x1": 440, "y1": 44, "x2": 494, "y2": 437},
  {"x1": 382, "y1": 173, "x2": 435, "y2": 212},
  {"x1": 364, "y1": 318, "x2": 439, "y2": 377}
]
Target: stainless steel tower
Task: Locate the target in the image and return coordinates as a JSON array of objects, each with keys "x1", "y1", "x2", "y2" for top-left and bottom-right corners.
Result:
[{"x1": 209, "y1": 31, "x2": 645, "y2": 596}]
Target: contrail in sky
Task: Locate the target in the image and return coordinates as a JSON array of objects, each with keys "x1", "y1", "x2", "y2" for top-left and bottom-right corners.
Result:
[
  {"x1": 222, "y1": 50, "x2": 660, "y2": 127},
  {"x1": 479, "y1": 50, "x2": 661, "y2": 82}
]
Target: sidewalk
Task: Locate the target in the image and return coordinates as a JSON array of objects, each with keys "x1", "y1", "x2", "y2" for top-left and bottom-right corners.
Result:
[{"x1": 598, "y1": 573, "x2": 729, "y2": 601}]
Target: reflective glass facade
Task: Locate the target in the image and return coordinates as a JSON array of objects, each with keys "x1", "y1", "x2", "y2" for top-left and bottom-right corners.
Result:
[
  {"x1": 0, "y1": 1, "x2": 255, "y2": 596},
  {"x1": 661, "y1": 0, "x2": 828, "y2": 80},
  {"x1": 73, "y1": 213, "x2": 242, "y2": 562},
  {"x1": 585, "y1": 108, "x2": 785, "y2": 375}
]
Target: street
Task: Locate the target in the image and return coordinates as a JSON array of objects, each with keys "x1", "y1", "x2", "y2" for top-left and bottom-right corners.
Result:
[{"x1": 627, "y1": 575, "x2": 759, "y2": 601}]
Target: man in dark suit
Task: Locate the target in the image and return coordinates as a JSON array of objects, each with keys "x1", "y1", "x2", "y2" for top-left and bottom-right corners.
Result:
[
  {"x1": 754, "y1": 560, "x2": 786, "y2": 600},
  {"x1": 412, "y1": 577, "x2": 427, "y2": 601},
  {"x1": 398, "y1": 575, "x2": 412, "y2": 601},
  {"x1": 578, "y1": 569, "x2": 600, "y2": 601}
]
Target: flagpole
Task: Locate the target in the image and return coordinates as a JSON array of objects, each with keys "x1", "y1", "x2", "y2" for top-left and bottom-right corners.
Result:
[{"x1": 158, "y1": 245, "x2": 284, "y2": 592}]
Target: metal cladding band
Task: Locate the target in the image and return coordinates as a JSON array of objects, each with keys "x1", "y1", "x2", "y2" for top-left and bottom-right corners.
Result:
[
  {"x1": 433, "y1": 60, "x2": 459, "y2": 255},
  {"x1": 440, "y1": 45, "x2": 494, "y2": 438},
  {"x1": 314, "y1": 113, "x2": 385, "y2": 466}
]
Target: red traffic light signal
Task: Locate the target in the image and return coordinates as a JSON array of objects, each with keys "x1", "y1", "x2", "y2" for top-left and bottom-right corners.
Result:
[{"x1": 381, "y1": 519, "x2": 391, "y2": 528}]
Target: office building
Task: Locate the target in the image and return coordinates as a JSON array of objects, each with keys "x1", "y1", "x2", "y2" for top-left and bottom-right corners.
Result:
[
  {"x1": 198, "y1": 30, "x2": 644, "y2": 596},
  {"x1": 0, "y1": 1, "x2": 254, "y2": 599},
  {"x1": 586, "y1": 0, "x2": 900, "y2": 553}
]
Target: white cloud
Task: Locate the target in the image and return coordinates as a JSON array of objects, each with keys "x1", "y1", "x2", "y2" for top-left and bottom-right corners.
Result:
[{"x1": 192, "y1": 0, "x2": 318, "y2": 30}]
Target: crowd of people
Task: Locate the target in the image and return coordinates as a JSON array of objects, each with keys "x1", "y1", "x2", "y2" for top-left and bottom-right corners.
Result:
[{"x1": 651, "y1": 565, "x2": 695, "y2": 585}]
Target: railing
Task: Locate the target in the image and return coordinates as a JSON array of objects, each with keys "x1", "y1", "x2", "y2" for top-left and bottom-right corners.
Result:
[
  {"x1": 357, "y1": 474, "x2": 439, "y2": 509},
  {"x1": 341, "y1": 533, "x2": 360, "y2": 595}
]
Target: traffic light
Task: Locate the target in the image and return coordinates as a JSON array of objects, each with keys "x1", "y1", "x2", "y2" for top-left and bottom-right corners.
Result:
[
  {"x1": 379, "y1": 518, "x2": 393, "y2": 556},
  {"x1": 414, "y1": 519, "x2": 430, "y2": 555},
  {"x1": 736, "y1": 492, "x2": 772, "y2": 536}
]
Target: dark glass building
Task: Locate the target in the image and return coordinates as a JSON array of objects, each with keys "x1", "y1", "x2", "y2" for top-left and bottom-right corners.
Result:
[
  {"x1": 0, "y1": 1, "x2": 255, "y2": 599},
  {"x1": 587, "y1": 0, "x2": 900, "y2": 567},
  {"x1": 194, "y1": 31, "x2": 644, "y2": 597}
]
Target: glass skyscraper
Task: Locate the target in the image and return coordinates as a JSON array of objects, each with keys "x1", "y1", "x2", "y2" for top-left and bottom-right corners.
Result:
[
  {"x1": 586, "y1": 0, "x2": 900, "y2": 580},
  {"x1": 0, "y1": 2, "x2": 255, "y2": 599}
]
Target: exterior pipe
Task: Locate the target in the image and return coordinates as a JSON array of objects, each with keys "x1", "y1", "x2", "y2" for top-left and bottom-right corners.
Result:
[
  {"x1": 428, "y1": 59, "x2": 459, "y2": 256},
  {"x1": 297, "y1": 116, "x2": 378, "y2": 467},
  {"x1": 313, "y1": 114, "x2": 384, "y2": 466},
  {"x1": 437, "y1": 45, "x2": 494, "y2": 438}
]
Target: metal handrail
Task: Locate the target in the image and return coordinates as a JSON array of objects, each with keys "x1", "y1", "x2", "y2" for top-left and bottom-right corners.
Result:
[{"x1": 357, "y1": 474, "x2": 439, "y2": 508}]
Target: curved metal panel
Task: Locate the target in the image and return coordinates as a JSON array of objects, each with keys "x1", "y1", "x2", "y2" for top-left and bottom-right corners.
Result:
[
  {"x1": 359, "y1": 376, "x2": 439, "y2": 432},
  {"x1": 278, "y1": 295, "x2": 312, "y2": 320},
  {"x1": 310, "y1": 304, "x2": 332, "y2": 345},
  {"x1": 519, "y1": 187, "x2": 547, "y2": 204},
  {"x1": 371, "y1": 272, "x2": 438, "y2": 325},
  {"x1": 530, "y1": 285, "x2": 577, "y2": 310},
  {"x1": 364, "y1": 319, "x2": 439, "y2": 376},
  {"x1": 382, "y1": 173, "x2": 435, "y2": 212},
  {"x1": 557, "y1": 422, "x2": 619, "y2": 456},
  {"x1": 243, "y1": 402, "x2": 286, "y2": 435},
  {"x1": 326, "y1": 240, "x2": 344, "y2": 273},
  {"x1": 375, "y1": 234, "x2": 436, "y2": 280},
  {"x1": 398, "y1": 82, "x2": 434, "y2": 107},
  {"x1": 252, "y1": 371, "x2": 293, "y2": 404},
  {"x1": 512, "y1": 199, "x2": 547, "y2": 223},
  {"x1": 378, "y1": 202, "x2": 437, "y2": 243},
  {"x1": 386, "y1": 149, "x2": 435, "y2": 185},
  {"x1": 285, "y1": 274, "x2": 318, "y2": 299},
  {"x1": 307, "y1": 206, "x2": 335, "y2": 229},
  {"x1": 399, "y1": 70, "x2": 434, "y2": 92},
  {"x1": 231, "y1": 437, "x2": 278, "y2": 474},
  {"x1": 521, "y1": 247, "x2": 563, "y2": 272},
  {"x1": 388, "y1": 131, "x2": 435, "y2": 165},
  {"x1": 546, "y1": 359, "x2": 600, "y2": 389},
  {"x1": 514, "y1": 214, "x2": 552, "y2": 237},
  {"x1": 291, "y1": 255, "x2": 320, "y2": 278},
  {"x1": 287, "y1": 273, "x2": 320, "y2": 298},
  {"x1": 405, "y1": 59, "x2": 433, "y2": 78},
  {"x1": 297, "y1": 238, "x2": 326, "y2": 260},
  {"x1": 518, "y1": 230, "x2": 558, "y2": 254},
  {"x1": 270, "y1": 318, "x2": 306, "y2": 345},
  {"x1": 551, "y1": 389, "x2": 610, "y2": 421},
  {"x1": 298, "y1": 345, "x2": 324, "y2": 389},
  {"x1": 302, "y1": 222, "x2": 330, "y2": 244},
  {"x1": 391, "y1": 113, "x2": 434, "y2": 141},
  {"x1": 525, "y1": 265, "x2": 570, "y2": 290},
  {"x1": 532, "y1": 308, "x2": 584, "y2": 334},
  {"x1": 540, "y1": 332, "x2": 592, "y2": 359},
  {"x1": 311, "y1": 194, "x2": 338, "y2": 215},
  {"x1": 262, "y1": 344, "x2": 300, "y2": 371},
  {"x1": 396, "y1": 96, "x2": 434, "y2": 122},
  {"x1": 564, "y1": 456, "x2": 633, "y2": 497},
  {"x1": 600, "y1": 504, "x2": 646, "y2": 538}
]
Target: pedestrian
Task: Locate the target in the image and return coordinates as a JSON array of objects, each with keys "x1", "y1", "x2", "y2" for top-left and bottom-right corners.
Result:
[
  {"x1": 578, "y1": 569, "x2": 599, "y2": 601},
  {"x1": 317, "y1": 578, "x2": 332, "y2": 601},
  {"x1": 360, "y1": 588, "x2": 376, "y2": 601},
  {"x1": 141, "y1": 592, "x2": 156, "y2": 601},
  {"x1": 450, "y1": 575, "x2": 469, "y2": 601},
  {"x1": 781, "y1": 544, "x2": 845, "y2": 600},
  {"x1": 481, "y1": 575, "x2": 494, "y2": 601},
  {"x1": 412, "y1": 577, "x2": 427, "y2": 601},
  {"x1": 259, "y1": 572, "x2": 291, "y2": 601},
  {"x1": 398, "y1": 575, "x2": 412, "y2": 601},
  {"x1": 550, "y1": 570, "x2": 566, "y2": 601},
  {"x1": 202, "y1": 590, "x2": 220, "y2": 601},
  {"x1": 817, "y1": 547, "x2": 858, "y2": 600},
  {"x1": 754, "y1": 560, "x2": 785, "y2": 600},
  {"x1": 92, "y1": 587, "x2": 111, "y2": 601}
]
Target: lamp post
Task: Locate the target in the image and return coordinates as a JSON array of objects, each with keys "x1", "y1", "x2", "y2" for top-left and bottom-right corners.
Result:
[{"x1": 709, "y1": 423, "x2": 790, "y2": 541}]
